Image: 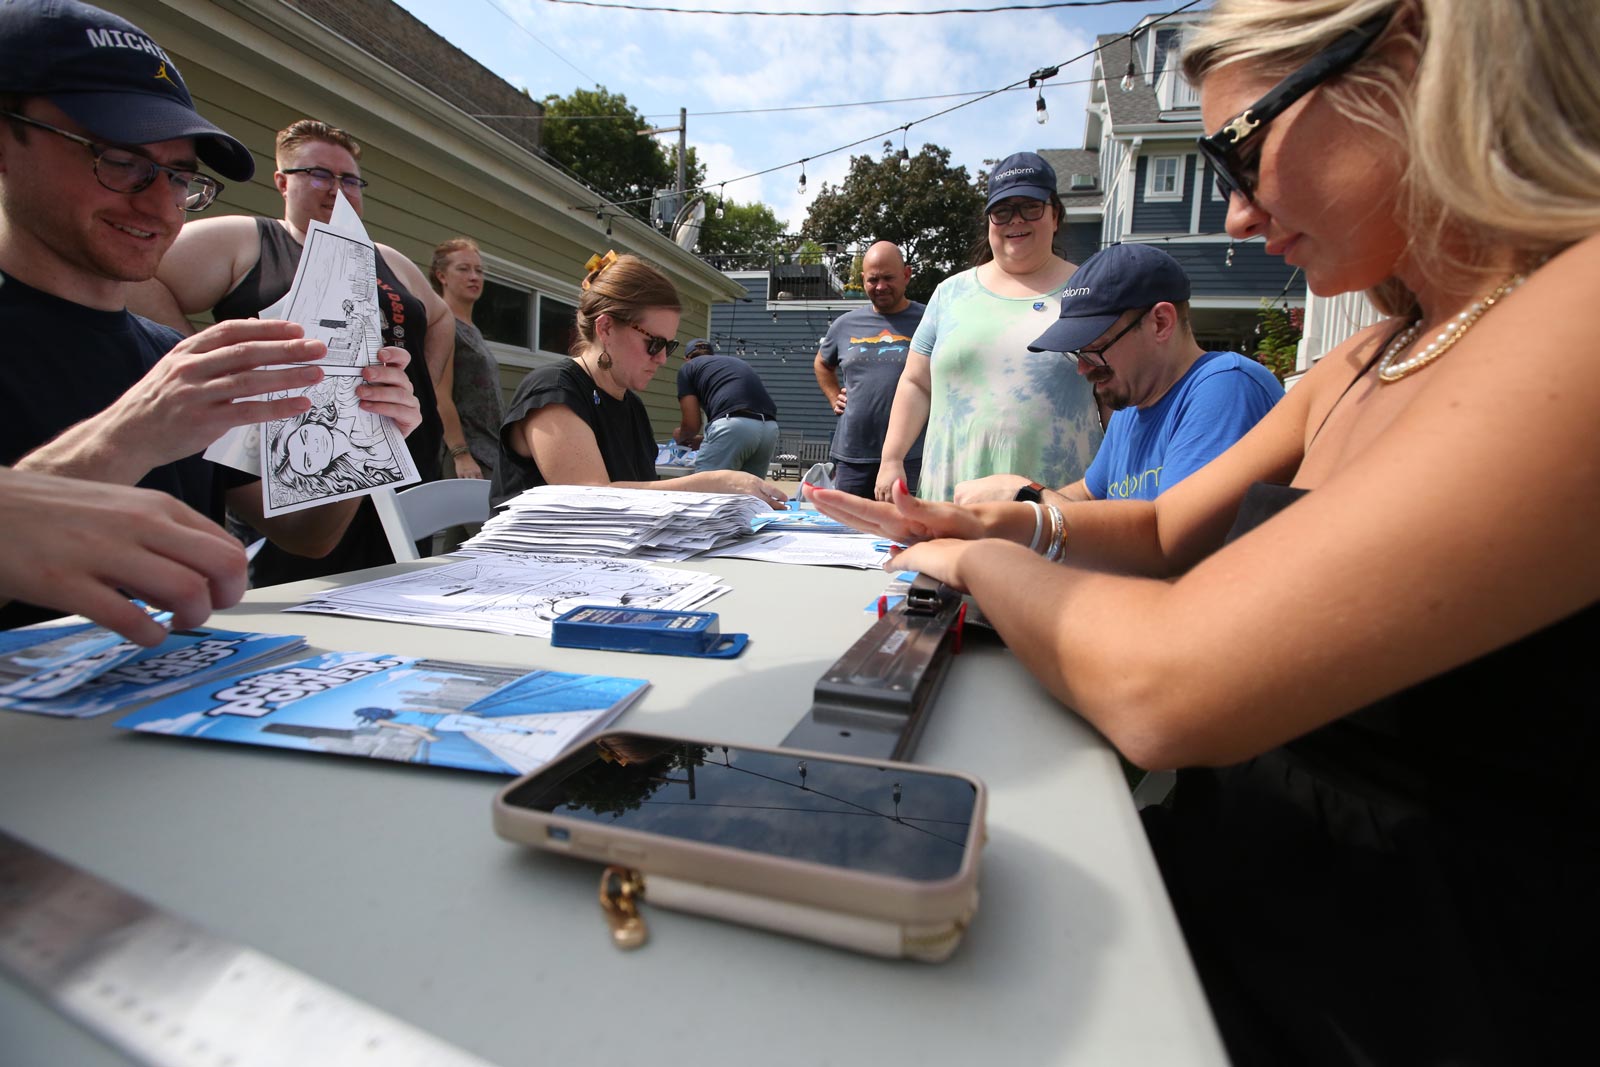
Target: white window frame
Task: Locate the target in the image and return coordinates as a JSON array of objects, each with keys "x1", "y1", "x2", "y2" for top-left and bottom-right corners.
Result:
[{"x1": 1144, "y1": 153, "x2": 1185, "y2": 201}]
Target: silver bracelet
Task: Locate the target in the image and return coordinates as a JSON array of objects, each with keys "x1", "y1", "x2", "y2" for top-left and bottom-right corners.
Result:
[
  {"x1": 1026, "y1": 500, "x2": 1045, "y2": 553},
  {"x1": 1044, "y1": 504, "x2": 1066, "y2": 562}
]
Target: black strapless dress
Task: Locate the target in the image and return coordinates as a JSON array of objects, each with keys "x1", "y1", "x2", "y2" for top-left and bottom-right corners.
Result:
[{"x1": 1143, "y1": 482, "x2": 1598, "y2": 1066}]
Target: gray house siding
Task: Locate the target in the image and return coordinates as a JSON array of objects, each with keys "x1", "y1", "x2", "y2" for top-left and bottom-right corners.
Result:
[
  {"x1": 708, "y1": 275, "x2": 842, "y2": 443},
  {"x1": 1131, "y1": 155, "x2": 1195, "y2": 234}
]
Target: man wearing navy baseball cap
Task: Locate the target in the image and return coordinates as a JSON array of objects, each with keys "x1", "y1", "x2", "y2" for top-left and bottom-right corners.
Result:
[
  {"x1": 954, "y1": 243, "x2": 1283, "y2": 504},
  {"x1": 0, "y1": 0, "x2": 423, "y2": 631}
]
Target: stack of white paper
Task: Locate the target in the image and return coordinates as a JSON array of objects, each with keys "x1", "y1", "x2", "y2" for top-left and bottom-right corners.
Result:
[
  {"x1": 461, "y1": 485, "x2": 772, "y2": 561},
  {"x1": 287, "y1": 552, "x2": 729, "y2": 639}
]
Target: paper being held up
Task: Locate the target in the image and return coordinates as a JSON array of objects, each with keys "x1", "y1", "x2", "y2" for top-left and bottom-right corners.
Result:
[{"x1": 203, "y1": 190, "x2": 419, "y2": 513}]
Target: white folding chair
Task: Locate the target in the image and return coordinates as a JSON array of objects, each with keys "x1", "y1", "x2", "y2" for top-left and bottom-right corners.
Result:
[{"x1": 370, "y1": 479, "x2": 491, "y2": 563}]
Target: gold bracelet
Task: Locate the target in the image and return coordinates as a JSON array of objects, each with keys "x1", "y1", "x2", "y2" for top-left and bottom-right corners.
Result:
[{"x1": 449, "y1": 445, "x2": 470, "y2": 458}]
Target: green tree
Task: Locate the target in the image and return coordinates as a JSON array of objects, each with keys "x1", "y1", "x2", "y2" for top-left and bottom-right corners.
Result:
[
  {"x1": 697, "y1": 198, "x2": 788, "y2": 257},
  {"x1": 540, "y1": 87, "x2": 705, "y2": 222},
  {"x1": 800, "y1": 143, "x2": 985, "y2": 303}
]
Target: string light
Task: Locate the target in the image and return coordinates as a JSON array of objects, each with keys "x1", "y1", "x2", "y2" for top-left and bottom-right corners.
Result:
[
  {"x1": 1027, "y1": 65, "x2": 1057, "y2": 126},
  {"x1": 605, "y1": 216, "x2": 613, "y2": 237},
  {"x1": 796, "y1": 159, "x2": 808, "y2": 195},
  {"x1": 1225, "y1": 241, "x2": 1235, "y2": 268},
  {"x1": 899, "y1": 126, "x2": 911, "y2": 171},
  {"x1": 716, "y1": 183, "x2": 726, "y2": 219}
]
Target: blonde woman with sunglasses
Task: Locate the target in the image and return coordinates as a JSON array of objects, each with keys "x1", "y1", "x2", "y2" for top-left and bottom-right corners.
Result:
[
  {"x1": 494, "y1": 253, "x2": 786, "y2": 508},
  {"x1": 810, "y1": 1, "x2": 1600, "y2": 1060}
]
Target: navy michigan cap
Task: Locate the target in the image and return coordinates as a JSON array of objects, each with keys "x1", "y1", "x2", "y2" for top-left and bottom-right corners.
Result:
[
  {"x1": 1029, "y1": 244, "x2": 1193, "y2": 354},
  {"x1": 0, "y1": 0, "x2": 255, "y2": 181}
]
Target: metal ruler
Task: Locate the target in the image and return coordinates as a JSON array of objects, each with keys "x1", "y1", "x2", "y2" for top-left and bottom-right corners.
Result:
[
  {"x1": 0, "y1": 828, "x2": 497, "y2": 1067},
  {"x1": 782, "y1": 573, "x2": 966, "y2": 761}
]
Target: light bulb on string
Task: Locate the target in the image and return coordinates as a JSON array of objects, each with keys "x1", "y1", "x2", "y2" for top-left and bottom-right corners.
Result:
[
  {"x1": 797, "y1": 160, "x2": 808, "y2": 196},
  {"x1": 1225, "y1": 241, "x2": 1235, "y2": 268},
  {"x1": 1121, "y1": 59, "x2": 1137, "y2": 93},
  {"x1": 604, "y1": 216, "x2": 612, "y2": 238},
  {"x1": 1035, "y1": 88, "x2": 1049, "y2": 125},
  {"x1": 716, "y1": 184, "x2": 726, "y2": 220},
  {"x1": 898, "y1": 127, "x2": 911, "y2": 171},
  {"x1": 594, "y1": 206, "x2": 603, "y2": 221}
]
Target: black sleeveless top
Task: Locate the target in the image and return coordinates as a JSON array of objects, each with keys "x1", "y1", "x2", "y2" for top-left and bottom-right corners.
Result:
[
  {"x1": 215, "y1": 219, "x2": 444, "y2": 583},
  {"x1": 1145, "y1": 482, "x2": 1598, "y2": 1066}
]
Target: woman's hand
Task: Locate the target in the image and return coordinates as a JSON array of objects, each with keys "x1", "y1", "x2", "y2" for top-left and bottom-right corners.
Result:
[
  {"x1": 807, "y1": 479, "x2": 986, "y2": 544},
  {"x1": 696, "y1": 470, "x2": 789, "y2": 509},
  {"x1": 887, "y1": 538, "x2": 978, "y2": 592},
  {"x1": 451, "y1": 450, "x2": 484, "y2": 480}
]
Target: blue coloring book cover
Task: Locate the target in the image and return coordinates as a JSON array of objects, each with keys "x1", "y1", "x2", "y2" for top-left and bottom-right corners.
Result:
[
  {"x1": 0, "y1": 625, "x2": 304, "y2": 718},
  {"x1": 115, "y1": 651, "x2": 650, "y2": 775}
]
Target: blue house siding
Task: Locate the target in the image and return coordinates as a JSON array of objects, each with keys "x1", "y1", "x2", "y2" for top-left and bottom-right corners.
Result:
[
  {"x1": 1061, "y1": 221, "x2": 1100, "y2": 267},
  {"x1": 1198, "y1": 158, "x2": 1230, "y2": 233},
  {"x1": 1131, "y1": 154, "x2": 1195, "y2": 234},
  {"x1": 1150, "y1": 241, "x2": 1300, "y2": 299},
  {"x1": 705, "y1": 274, "x2": 842, "y2": 443}
]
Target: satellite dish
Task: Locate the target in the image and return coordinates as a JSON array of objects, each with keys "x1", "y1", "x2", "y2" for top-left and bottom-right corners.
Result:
[{"x1": 672, "y1": 197, "x2": 706, "y2": 253}]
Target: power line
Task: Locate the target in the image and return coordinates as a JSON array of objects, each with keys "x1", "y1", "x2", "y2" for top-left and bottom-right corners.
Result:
[
  {"x1": 538, "y1": 0, "x2": 1158, "y2": 17},
  {"x1": 585, "y1": 0, "x2": 1206, "y2": 214},
  {"x1": 473, "y1": 0, "x2": 601, "y2": 87}
]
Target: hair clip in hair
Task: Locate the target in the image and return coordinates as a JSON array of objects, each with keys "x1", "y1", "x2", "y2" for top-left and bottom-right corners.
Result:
[{"x1": 582, "y1": 249, "x2": 620, "y2": 290}]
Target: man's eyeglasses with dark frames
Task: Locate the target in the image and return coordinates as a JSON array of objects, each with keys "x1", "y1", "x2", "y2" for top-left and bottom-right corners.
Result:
[
  {"x1": 280, "y1": 166, "x2": 370, "y2": 193},
  {"x1": 1069, "y1": 308, "x2": 1150, "y2": 369},
  {"x1": 628, "y1": 321, "x2": 679, "y2": 358},
  {"x1": 987, "y1": 200, "x2": 1048, "y2": 226},
  {"x1": 1196, "y1": 10, "x2": 1392, "y2": 203},
  {"x1": 2, "y1": 111, "x2": 222, "y2": 211}
]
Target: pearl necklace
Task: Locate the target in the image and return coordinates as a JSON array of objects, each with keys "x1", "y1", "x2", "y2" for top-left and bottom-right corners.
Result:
[{"x1": 1376, "y1": 270, "x2": 1530, "y2": 383}]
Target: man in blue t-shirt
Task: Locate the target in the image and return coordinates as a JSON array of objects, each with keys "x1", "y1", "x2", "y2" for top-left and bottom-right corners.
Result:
[
  {"x1": 814, "y1": 241, "x2": 926, "y2": 497},
  {"x1": 954, "y1": 243, "x2": 1283, "y2": 505}
]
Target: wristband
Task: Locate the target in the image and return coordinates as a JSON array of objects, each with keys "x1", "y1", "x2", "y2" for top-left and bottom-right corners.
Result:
[
  {"x1": 1014, "y1": 480, "x2": 1046, "y2": 504},
  {"x1": 449, "y1": 445, "x2": 470, "y2": 458},
  {"x1": 1025, "y1": 501, "x2": 1045, "y2": 553}
]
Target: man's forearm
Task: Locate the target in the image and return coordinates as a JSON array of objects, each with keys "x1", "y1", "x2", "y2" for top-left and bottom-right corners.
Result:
[{"x1": 16, "y1": 413, "x2": 159, "y2": 487}]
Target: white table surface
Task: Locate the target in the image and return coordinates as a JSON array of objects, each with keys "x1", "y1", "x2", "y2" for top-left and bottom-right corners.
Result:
[{"x1": 0, "y1": 554, "x2": 1226, "y2": 1066}]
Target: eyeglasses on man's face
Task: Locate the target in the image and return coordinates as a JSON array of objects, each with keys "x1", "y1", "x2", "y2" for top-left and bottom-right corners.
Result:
[
  {"x1": 2, "y1": 110, "x2": 222, "y2": 212},
  {"x1": 1197, "y1": 10, "x2": 1392, "y2": 203},
  {"x1": 280, "y1": 166, "x2": 369, "y2": 193},
  {"x1": 1069, "y1": 308, "x2": 1150, "y2": 369},
  {"x1": 627, "y1": 321, "x2": 679, "y2": 358},
  {"x1": 987, "y1": 199, "x2": 1049, "y2": 226}
]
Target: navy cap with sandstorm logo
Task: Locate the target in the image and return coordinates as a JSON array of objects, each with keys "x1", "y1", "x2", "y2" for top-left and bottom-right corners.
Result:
[
  {"x1": 1028, "y1": 243, "x2": 1192, "y2": 354},
  {"x1": 984, "y1": 151, "x2": 1058, "y2": 213},
  {"x1": 0, "y1": 0, "x2": 255, "y2": 181}
]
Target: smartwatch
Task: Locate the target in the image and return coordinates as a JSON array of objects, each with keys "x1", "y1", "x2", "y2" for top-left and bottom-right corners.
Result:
[{"x1": 1014, "y1": 481, "x2": 1046, "y2": 504}]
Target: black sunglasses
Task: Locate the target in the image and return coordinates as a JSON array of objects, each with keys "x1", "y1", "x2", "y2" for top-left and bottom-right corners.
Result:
[
  {"x1": 1069, "y1": 308, "x2": 1149, "y2": 369},
  {"x1": 2, "y1": 110, "x2": 222, "y2": 211},
  {"x1": 987, "y1": 199, "x2": 1048, "y2": 226},
  {"x1": 627, "y1": 321, "x2": 679, "y2": 358},
  {"x1": 1197, "y1": 10, "x2": 1392, "y2": 203}
]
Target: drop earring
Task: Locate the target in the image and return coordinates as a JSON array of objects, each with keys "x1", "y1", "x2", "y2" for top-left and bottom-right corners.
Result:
[{"x1": 597, "y1": 346, "x2": 614, "y2": 370}]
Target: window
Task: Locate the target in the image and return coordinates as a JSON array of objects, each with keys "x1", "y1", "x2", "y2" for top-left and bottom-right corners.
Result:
[
  {"x1": 476, "y1": 278, "x2": 532, "y2": 348},
  {"x1": 473, "y1": 259, "x2": 588, "y2": 371},
  {"x1": 537, "y1": 294, "x2": 577, "y2": 357},
  {"x1": 1144, "y1": 154, "x2": 1184, "y2": 200}
]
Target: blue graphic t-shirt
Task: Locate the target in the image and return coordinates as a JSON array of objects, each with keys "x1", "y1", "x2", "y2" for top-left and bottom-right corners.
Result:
[
  {"x1": 1085, "y1": 350, "x2": 1283, "y2": 500},
  {"x1": 819, "y1": 302, "x2": 926, "y2": 463}
]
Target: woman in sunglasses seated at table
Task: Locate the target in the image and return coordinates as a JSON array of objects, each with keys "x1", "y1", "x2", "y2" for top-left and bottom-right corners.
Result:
[
  {"x1": 493, "y1": 252, "x2": 786, "y2": 508},
  {"x1": 809, "y1": 1, "x2": 1599, "y2": 1062}
]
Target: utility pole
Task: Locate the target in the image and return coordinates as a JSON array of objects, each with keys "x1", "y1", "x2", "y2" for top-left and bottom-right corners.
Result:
[{"x1": 639, "y1": 107, "x2": 687, "y2": 225}]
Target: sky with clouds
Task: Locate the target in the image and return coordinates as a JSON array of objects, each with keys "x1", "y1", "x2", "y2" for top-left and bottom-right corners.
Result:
[{"x1": 390, "y1": 0, "x2": 1189, "y2": 235}]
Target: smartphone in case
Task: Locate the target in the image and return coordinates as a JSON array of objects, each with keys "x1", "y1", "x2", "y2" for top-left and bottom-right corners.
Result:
[{"x1": 493, "y1": 731, "x2": 987, "y2": 961}]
